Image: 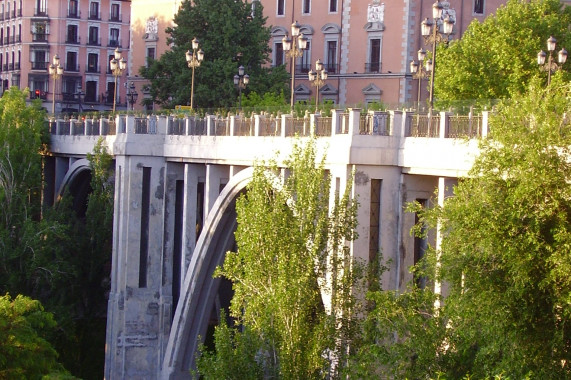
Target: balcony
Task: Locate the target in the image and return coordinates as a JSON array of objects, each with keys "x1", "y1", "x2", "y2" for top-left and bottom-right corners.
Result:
[
  {"x1": 108, "y1": 39, "x2": 121, "y2": 48},
  {"x1": 31, "y1": 90, "x2": 47, "y2": 100},
  {"x1": 31, "y1": 61, "x2": 47, "y2": 70},
  {"x1": 87, "y1": 38, "x2": 101, "y2": 46},
  {"x1": 365, "y1": 62, "x2": 381, "y2": 73},
  {"x1": 4, "y1": 11, "x2": 9, "y2": 20},
  {"x1": 33, "y1": 33, "x2": 48, "y2": 42},
  {"x1": 65, "y1": 64, "x2": 80, "y2": 72},
  {"x1": 66, "y1": 35, "x2": 80, "y2": 44},
  {"x1": 14, "y1": 62, "x2": 20, "y2": 70},
  {"x1": 324, "y1": 63, "x2": 339, "y2": 74},
  {"x1": 109, "y1": 14, "x2": 122, "y2": 22},
  {"x1": 68, "y1": 10, "x2": 80, "y2": 18},
  {"x1": 296, "y1": 63, "x2": 310, "y2": 74},
  {"x1": 86, "y1": 65, "x2": 100, "y2": 73},
  {"x1": 88, "y1": 12, "x2": 100, "y2": 20}
]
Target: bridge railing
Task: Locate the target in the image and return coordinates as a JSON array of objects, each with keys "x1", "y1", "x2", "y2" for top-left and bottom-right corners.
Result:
[{"x1": 48, "y1": 110, "x2": 490, "y2": 140}]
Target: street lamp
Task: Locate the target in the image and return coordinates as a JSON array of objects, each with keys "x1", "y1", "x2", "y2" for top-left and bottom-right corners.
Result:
[
  {"x1": 537, "y1": 36, "x2": 567, "y2": 86},
  {"x1": 48, "y1": 54, "x2": 63, "y2": 114},
  {"x1": 110, "y1": 47, "x2": 127, "y2": 113},
  {"x1": 410, "y1": 48, "x2": 431, "y2": 112},
  {"x1": 308, "y1": 59, "x2": 327, "y2": 112},
  {"x1": 421, "y1": 1, "x2": 455, "y2": 114},
  {"x1": 186, "y1": 37, "x2": 205, "y2": 110},
  {"x1": 282, "y1": 21, "x2": 308, "y2": 110},
  {"x1": 75, "y1": 85, "x2": 84, "y2": 113},
  {"x1": 233, "y1": 65, "x2": 249, "y2": 111},
  {"x1": 127, "y1": 82, "x2": 138, "y2": 111}
]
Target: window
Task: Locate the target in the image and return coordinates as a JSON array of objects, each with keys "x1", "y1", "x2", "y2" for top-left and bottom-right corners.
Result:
[
  {"x1": 69, "y1": 0, "x2": 78, "y2": 17},
  {"x1": 89, "y1": 1, "x2": 99, "y2": 19},
  {"x1": 302, "y1": 0, "x2": 310, "y2": 14},
  {"x1": 277, "y1": 0, "x2": 284, "y2": 16},
  {"x1": 87, "y1": 53, "x2": 98, "y2": 72},
  {"x1": 300, "y1": 41, "x2": 310, "y2": 73},
  {"x1": 35, "y1": 0, "x2": 46, "y2": 15},
  {"x1": 329, "y1": 0, "x2": 337, "y2": 13},
  {"x1": 67, "y1": 25, "x2": 78, "y2": 43},
  {"x1": 109, "y1": 28, "x2": 119, "y2": 47},
  {"x1": 367, "y1": 38, "x2": 381, "y2": 72},
  {"x1": 326, "y1": 40, "x2": 337, "y2": 73},
  {"x1": 88, "y1": 26, "x2": 99, "y2": 45},
  {"x1": 110, "y1": 3, "x2": 120, "y2": 21},
  {"x1": 146, "y1": 47, "x2": 155, "y2": 67},
  {"x1": 66, "y1": 51, "x2": 77, "y2": 71},
  {"x1": 274, "y1": 42, "x2": 284, "y2": 67},
  {"x1": 33, "y1": 50, "x2": 46, "y2": 70},
  {"x1": 474, "y1": 0, "x2": 484, "y2": 14},
  {"x1": 108, "y1": 54, "x2": 114, "y2": 73},
  {"x1": 85, "y1": 81, "x2": 97, "y2": 102}
]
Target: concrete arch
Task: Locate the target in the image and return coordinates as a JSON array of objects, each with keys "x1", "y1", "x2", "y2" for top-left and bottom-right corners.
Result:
[
  {"x1": 162, "y1": 167, "x2": 255, "y2": 379},
  {"x1": 57, "y1": 158, "x2": 92, "y2": 217}
]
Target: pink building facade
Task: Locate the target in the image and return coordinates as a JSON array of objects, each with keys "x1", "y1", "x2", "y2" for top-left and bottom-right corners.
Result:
[
  {"x1": 0, "y1": 0, "x2": 132, "y2": 113},
  {"x1": 263, "y1": 0, "x2": 506, "y2": 108},
  {"x1": 128, "y1": 0, "x2": 505, "y2": 111}
]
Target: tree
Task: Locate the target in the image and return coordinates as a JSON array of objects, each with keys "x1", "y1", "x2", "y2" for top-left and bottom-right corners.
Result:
[
  {"x1": 196, "y1": 139, "x2": 361, "y2": 379},
  {"x1": 0, "y1": 87, "x2": 49, "y2": 296},
  {"x1": 0, "y1": 294, "x2": 72, "y2": 379},
  {"x1": 357, "y1": 78, "x2": 571, "y2": 378},
  {"x1": 435, "y1": 0, "x2": 571, "y2": 106},
  {"x1": 140, "y1": 0, "x2": 289, "y2": 110}
]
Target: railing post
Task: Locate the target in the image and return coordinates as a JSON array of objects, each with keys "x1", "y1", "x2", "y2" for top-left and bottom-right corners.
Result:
[
  {"x1": 481, "y1": 111, "x2": 489, "y2": 138},
  {"x1": 254, "y1": 114, "x2": 261, "y2": 137},
  {"x1": 309, "y1": 114, "x2": 317, "y2": 137},
  {"x1": 439, "y1": 112, "x2": 450, "y2": 138},
  {"x1": 391, "y1": 110, "x2": 404, "y2": 138},
  {"x1": 125, "y1": 114, "x2": 135, "y2": 134},
  {"x1": 281, "y1": 114, "x2": 290, "y2": 137},
  {"x1": 207, "y1": 115, "x2": 215, "y2": 136},
  {"x1": 348, "y1": 108, "x2": 361, "y2": 136},
  {"x1": 331, "y1": 109, "x2": 341, "y2": 136},
  {"x1": 155, "y1": 115, "x2": 165, "y2": 135},
  {"x1": 229, "y1": 115, "x2": 236, "y2": 137}
]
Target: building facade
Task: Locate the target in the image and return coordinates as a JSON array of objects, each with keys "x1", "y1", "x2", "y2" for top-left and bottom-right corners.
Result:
[
  {"x1": 127, "y1": 0, "x2": 505, "y2": 111},
  {"x1": 0, "y1": 0, "x2": 131, "y2": 113}
]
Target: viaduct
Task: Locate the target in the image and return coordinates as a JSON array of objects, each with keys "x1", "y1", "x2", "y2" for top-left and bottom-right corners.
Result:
[{"x1": 46, "y1": 109, "x2": 486, "y2": 379}]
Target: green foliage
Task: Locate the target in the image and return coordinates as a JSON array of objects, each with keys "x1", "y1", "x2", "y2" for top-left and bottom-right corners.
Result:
[
  {"x1": 0, "y1": 294, "x2": 73, "y2": 379},
  {"x1": 435, "y1": 0, "x2": 571, "y2": 107},
  {"x1": 196, "y1": 139, "x2": 360, "y2": 379},
  {"x1": 140, "y1": 0, "x2": 289, "y2": 110},
  {"x1": 390, "y1": 78, "x2": 571, "y2": 378}
]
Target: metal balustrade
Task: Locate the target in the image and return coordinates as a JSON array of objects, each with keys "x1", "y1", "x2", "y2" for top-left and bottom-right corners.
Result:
[{"x1": 47, "y1": 111, "x2": 490, "y2": 140}]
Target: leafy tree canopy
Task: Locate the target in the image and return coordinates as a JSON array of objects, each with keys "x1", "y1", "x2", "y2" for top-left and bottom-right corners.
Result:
[
  {"x1": 358, "y1": 78, "x2": 571, "y2": 378},
  {"x1": 0, "y1": 294, "x2": 73, "y2": 379},
  {"x1": 140, "y1": 0, "x2": 289, "y2": 110},
  {"x1": 435, "y1": 0, "x2": 571, "y2": 107},
  {"x1": 196, "y1": 139, "x2": 361, "y2": 379}
]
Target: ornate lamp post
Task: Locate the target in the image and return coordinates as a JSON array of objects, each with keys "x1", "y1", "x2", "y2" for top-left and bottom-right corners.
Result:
[
  {"x1": 110, "y1": 47, "x2": 126, "y2": 113},
  {"x1": 537, "y1": 36, "x2": 567, "y2": 86},
  {"x1": 75, "y1": 86, "x2": 84, "y2": 113},
  {"x1": 127, "y1": 82, "x2": 139, "y2": 111},
  {"x1": 48, "y1": 54, "x2": 63, "y2": 114},
  {"x1": 410, "y1": 48, "x2": 431, "y2": 112},
  {"x1": 233, "y1": 65, "x2": 249, "y2": 111},
  {"x1": 186, "y1": 37, "x2": 205, "y2": 110},
  {"x1": 282, "y1": 21, "x2": 308, "y2": 111},
  {"x1": 308, "y1": 59, "x2": 327, "y2": 112},
  {"x1": 421, "y1": 1, "x2": 454, "y2": 114}
]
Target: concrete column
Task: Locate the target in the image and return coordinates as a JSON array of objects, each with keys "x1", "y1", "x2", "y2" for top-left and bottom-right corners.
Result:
[
  {"x1": 482, "y1": 111, "x2": 489, "y2": 138},
  {"x1": 182, "y1": 164, "x2": 205, "y2": 281},
  {"x1": 348, "y1": 108, "x2": 361, "y2": 136},
  {"x1": 105, "y1": 154, "x2": 171, "y2": 379},
  {"x1": 434, "y1": 177, "x2": 456, "y2": 311},
  {"x1": 205, "y1": 164, "x2": 229, "y2": 218}
]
